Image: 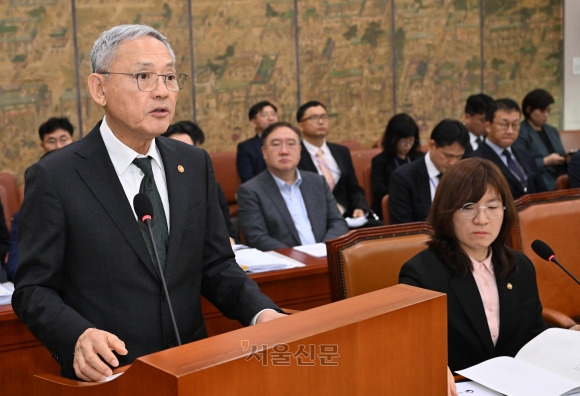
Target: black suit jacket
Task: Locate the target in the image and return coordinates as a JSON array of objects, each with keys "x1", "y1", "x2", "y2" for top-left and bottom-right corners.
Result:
[
  {"x1": 370, "y1": 151, "x2": 424, "y2": 216},
  {"x1": 236, "y1": 135, "x2": 265, "y2": 182},
  {"x1": 399, "y1": 248, "x2": 547, "y2": 372},
  {"x1": 473, "y1": 143, "x2": 547, "y2": 199},
  {"x1": 298, "y1": 143, "x2": 368, "y2": 217},
  {"x1": 12, "y1": 123, "x2": 278, "y2": 379},
  {"x1": 388, "y1": 157, "x2": 432, "y2": 224}
]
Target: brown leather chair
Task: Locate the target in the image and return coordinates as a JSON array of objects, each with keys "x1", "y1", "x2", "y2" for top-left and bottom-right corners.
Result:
[
  {"x1": 555, "y1": 174, "x2": 569, "y2": 190},
  {"x1": 511, "y1": 189, "x2": 580, "y2": 326},
  {"x1": 326, "y1": 222, "x2": 431, "y2": 301},
  {"x1": 209, "y1": 151, "x2": 241, "y2": 217},
  {"x1": 0, "y1": 185, "x2": 10, "y2": 230},
  {"x1": 0, "y1": 172, "x2": 20, "y2": 222},
  {"x1": 559, "y1": 129, "x2": 580, "y2": 153},
  {"x1": 381, "y1": 194, "x2": 390, "y2": 225},
  {"x1": 350, "y1": 148, "x2": 381, "y2": 207}
]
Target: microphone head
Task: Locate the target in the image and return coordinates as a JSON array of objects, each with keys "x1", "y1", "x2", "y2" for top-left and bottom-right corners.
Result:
[
  {"x1": 134, "y1": 193, "x2": 154, "y2": 222},
  {"x1": 531, "y1": 239, "x2": 555, "y2": 261}
]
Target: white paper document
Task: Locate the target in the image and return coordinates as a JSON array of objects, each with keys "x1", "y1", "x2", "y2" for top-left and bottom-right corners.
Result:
[
  {"x1": 457, "y1": 328, "x2": 580, "y2": 396},
  {"x1": 345, "y1": 216, "x2": 368, "y2": 228},
  {"x1": 456, "y1": 381, "x2": 503, "y2": 395},
  {"x1": 234, "y1": 249, "x2": 305, "y2": 273},
  {"x1": 292, "y1": 242, "x2": 327, "y2": 258},
  {"x1": 0, "y1": 282, "x2": 14, "y2": 305}
]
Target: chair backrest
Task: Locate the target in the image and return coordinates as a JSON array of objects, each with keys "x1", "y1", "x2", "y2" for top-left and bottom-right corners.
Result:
[
  {"x1": 511, "y1": 189, "x2": 580, "y2": 318},
  {"x1": 350, "y1": 148, "x2": 381, "y2": 207},
  {"x1": 326, "y1": 222, "x2": 432, "y2": 301},
  {"x1": 0, "y1": 172, "x2": 20, "y2": 219},
  {"x1": 209, "y1": 151, "x2": 241, "y2": 217},
  {"x1": 559, "y1": 130, "x2": 580, "y2": 153},
  {"x1": 555, "y1": 174, "x2": 569, "y2": 190},
  {"x1": 0, "y1": 185, "x2": 10, "y2": 231},
  {"x1": 337, "y1": 140, "x2": 361, "y2": 151},
  {"x1": 362, "y1": 165, "x2": 373, "y2": 206},
  {"x1": 381, "y1": 194, "x2": 391, "y2": 225}
]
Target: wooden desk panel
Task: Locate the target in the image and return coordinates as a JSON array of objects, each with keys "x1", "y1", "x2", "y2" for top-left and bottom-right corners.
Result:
[
  {"x1": 0, "y1": 248, "x2": 330, "y2": 394},
  {"x1": 203, "y1": 248, "x2": 331, "y2": 336}
]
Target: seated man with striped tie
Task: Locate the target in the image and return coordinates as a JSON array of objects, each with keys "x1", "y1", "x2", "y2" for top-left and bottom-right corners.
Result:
[
  {"x1": 296, "y1": 100, "x2": 382, "y2": 227},
  {"x1": 389, "y1": 119, "x2": 470, "y2": 224},
  {"x1": 473, "y1": 98, "x2": 547, "y2": 199},
  {"x1": 237, "y1": 122, "x2": 349, "y2": 251}
]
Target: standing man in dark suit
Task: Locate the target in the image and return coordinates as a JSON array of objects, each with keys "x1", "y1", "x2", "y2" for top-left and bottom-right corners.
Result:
[
  {"x1": 236, "y1": 101, "x2": 279, "y2": 182},
  {"x1": 12, "y1": 24, "x2": 283, "y2": 382},
  {"x1": 473, "y1": 98, "x2": 547, "y2": 199},
  {"x1": 389, "y1": 119, "x2": 469, "y2": 224},
  {"x1": 296, "y1": 101, "x2": 380, "y2": 226},
  {"x1": 237, "y1": 122, "x2": 348, "y2": 251}
]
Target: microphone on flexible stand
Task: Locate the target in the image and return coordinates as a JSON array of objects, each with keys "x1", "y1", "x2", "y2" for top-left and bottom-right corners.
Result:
[
  {"x1": 134, "y1": 193, "x2": 182, "y2": 346},
  {"x1": 531, "y1": 239, "x2": 580, "y2": 286}
]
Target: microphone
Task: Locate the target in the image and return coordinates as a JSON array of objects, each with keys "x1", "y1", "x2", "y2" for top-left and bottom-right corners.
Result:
[
  {"x1": 531, "y1": 239, "x2": 580, "y2": 286},
  {"x1": 134, "y1": 193, "x2": 182, "y2": 346}
]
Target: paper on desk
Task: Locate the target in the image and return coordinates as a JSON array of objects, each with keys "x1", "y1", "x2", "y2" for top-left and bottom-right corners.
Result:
[
  {"x1": 457, "y1": 328, "x2": 580, "y2": 396},
  {"x1": 292, "y1": 243, "x2": 327, "y2": 258},
  {"x1": 456, "y1": 381, "x2": 503, "y2": 395},
  {"x1": 235, "y1": 249, "x2": 305, "y2": 273},
  {"x1": 0, "y1": 282, "x2": 14, "y2": 305},
  {"x1": 345, "y1": 216, "x2": 368, "y2": 228}
]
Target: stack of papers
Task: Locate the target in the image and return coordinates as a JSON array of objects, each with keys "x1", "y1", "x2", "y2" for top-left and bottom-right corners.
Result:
[
  {"x1": 457, "y1": 328, "x2": 580, "y2": 396},
  {"x1": 292, "y1": 243, "x2": 327, "y2": 258},
  {"x1": 234, "y1": 248, "x2": 305, "y2": 273},
  {"x1": 0, "y1": 282, "x2": 14, "y2": 305}
]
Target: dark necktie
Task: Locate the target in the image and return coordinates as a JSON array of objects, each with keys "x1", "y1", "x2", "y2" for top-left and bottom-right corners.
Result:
[
  {"x1": 133, "y1": 156, "x2": 169, "y2": 272},
  {"x1": 502, "y1": 149, "x2": 526, "y2": 182},
  {"x1": 475, "y1": 137, "x2": 482, "y2": 149}
]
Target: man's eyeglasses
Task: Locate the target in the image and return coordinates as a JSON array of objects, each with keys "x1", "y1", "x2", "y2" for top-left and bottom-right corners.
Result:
[
  {"x1": 99, "y1": 72, "x2": 187, "y2": 92},
  {"x1": 459, "y1": 202, "x2": 506, "y2": 219},
  {"x1": 301, "y1": 114, "x2": 329, "y2": 123},
  {"x1": 267, "y1": 139, "x2": 300, "y2": 151},
  {"x1": 493, "y1": 121, "x2": 520, "y2": 132}
]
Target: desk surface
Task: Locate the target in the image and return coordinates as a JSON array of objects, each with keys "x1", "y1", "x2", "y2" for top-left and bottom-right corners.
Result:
[{"x1": 0, "y1": 248, "x2": 331, "y2": 396}]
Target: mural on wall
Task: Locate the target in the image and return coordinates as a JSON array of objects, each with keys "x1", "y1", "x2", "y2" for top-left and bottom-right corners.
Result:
[{"x1": 0, "y1": 0, "x2": 563, "y2": 184}]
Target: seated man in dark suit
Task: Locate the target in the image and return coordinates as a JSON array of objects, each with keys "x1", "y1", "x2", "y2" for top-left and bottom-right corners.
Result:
[
  {"x1": 464, "y1": 93, "x2": 493, "y2": 155},
  {"x1": 236, "y1": 101, "x2": 279, "y2": 182},
  {"x1": 296, "y1": 101, "x2": 381, "y2": 227},
  {"x1": 473, "y1": 98, "x2": 547, "y2": 199},
  {"x1": 389, "y1": 119, "x2": 469, "y2": 224},
  {"x1": 237, "y1": 121, "x2": 348, "y2": 251}
]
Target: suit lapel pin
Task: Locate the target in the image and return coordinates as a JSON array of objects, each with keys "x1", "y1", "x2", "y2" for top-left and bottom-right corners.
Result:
[
  {"x1": 507, "y1": 283, "x2": 513, "y2": 290},
  {"x1": 177, "y1": 165, "x2": 184, "y2": 173}
]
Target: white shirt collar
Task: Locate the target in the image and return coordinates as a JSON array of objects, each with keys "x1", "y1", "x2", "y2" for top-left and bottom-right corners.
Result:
[
  {"x1": 302, "y1": 139, "x2": 329, "y2": 157},
  {"x1": 99, "y1": 116, "x2": 164, "y2": 177},
  {"x1": 425, "y1": 151, "x2": 441, "y2": 179}
]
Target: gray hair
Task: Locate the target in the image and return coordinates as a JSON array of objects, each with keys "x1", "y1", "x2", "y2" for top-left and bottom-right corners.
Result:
[{"x1": 90, "y1": 24, "x2": 176, "y2": 73}]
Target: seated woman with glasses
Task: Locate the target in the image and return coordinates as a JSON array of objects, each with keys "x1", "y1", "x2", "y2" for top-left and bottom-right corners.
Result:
[
  {"x1": 399, "y1": 157, "x2": 550, "y2": 374},
  {"x1": 513, "y1": 89, "x2": 567, "y2": 190},
  {"x1": 370, "y1": 113, "x2": 424, "y2": 217}
]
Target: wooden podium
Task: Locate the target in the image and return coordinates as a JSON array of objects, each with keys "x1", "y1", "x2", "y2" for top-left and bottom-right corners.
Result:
[{"x1": 32, "y1": 284, "x2": 447, "y2": 395}]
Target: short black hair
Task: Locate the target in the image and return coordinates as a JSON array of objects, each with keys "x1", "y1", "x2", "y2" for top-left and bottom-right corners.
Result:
[
  {"x1": 464, "y1": 93, "x2": 494, "y2": 116},
  {"x1": 430, "y1": 119, "x2": 470, "y2": 151},
  {"x1": 260, "y1": 121, "x2": 302, "y2": 145},
  {"x1": 486, "y1": 98, "x2": 521, "y2": 122},
  {"x1": 521, "y1": 89, "x2": 554, "y2": 119},
  {"x1": 163, "y1": 121, "x2": 205, "y2": 145},
  {"x1": 248, "y1": 101, "x2": 278, "y2": 121},
  {"x1": 38, "y1": 117, "x2": 74, "y2": 141},
  {"x1": 296, "y1": 100, "x2": 327, "y2": 123}
]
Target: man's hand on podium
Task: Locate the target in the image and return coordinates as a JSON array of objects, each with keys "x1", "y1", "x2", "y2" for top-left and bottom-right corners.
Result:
[
  {"x1": 73, "y1": 328, "x2": 128, "y2": 382},
  {"x1": 448, "y1": 366, "x2": 458, "y2": 396},
  {"x1": 256, "y1": 309, "x2": 287, "y2": 324}
]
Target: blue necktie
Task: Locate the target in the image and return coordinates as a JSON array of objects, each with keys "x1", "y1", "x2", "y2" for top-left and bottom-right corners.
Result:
[
  {"x1": 502, "y1": 150, "x2": 526, "y2": 182},
  {"x1": 133, "y1": 156, "x2": 169, "y2": 271}
]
